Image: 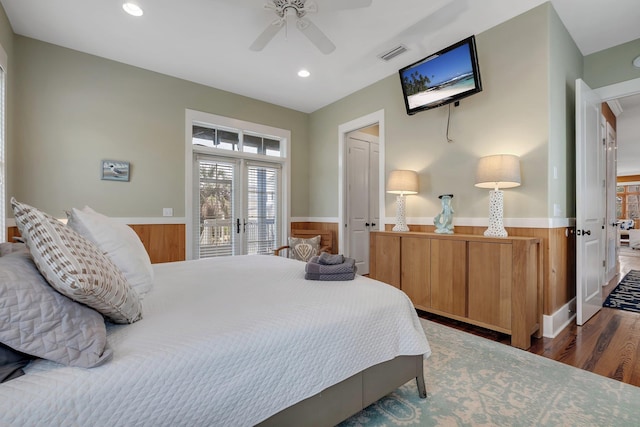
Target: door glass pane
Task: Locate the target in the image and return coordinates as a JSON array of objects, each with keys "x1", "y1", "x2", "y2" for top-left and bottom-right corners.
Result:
[
  {"x1": 198, "y1": 159, "x2": 236, "y2": 258},
  {"x1": 246, "y1": 164, "x2": 279, "y2": 255}
]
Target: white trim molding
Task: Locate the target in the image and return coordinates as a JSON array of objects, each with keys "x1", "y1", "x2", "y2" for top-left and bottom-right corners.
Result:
[
  {"x1": 543, "y1": 298, "x2": 576, "y2": 338},
  {"x1": 6, "y1": 217, "x2": 187, "y2": 227},
  {"x1": 291, "y1": 217, "x2": 340, "y2": 223},
  {"x1": 383, "y1": 217, "x2": 575, "y2": 229}
]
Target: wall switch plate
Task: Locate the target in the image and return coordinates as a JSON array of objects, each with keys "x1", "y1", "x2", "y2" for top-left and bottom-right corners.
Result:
[{"x1": 163, "y1": 208, "x2": 173, "y2": 217}]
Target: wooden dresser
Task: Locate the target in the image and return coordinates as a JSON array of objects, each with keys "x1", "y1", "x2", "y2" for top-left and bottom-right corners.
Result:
[{"x1": 369, "y1": 231, "x2": 542, "y2": 350}]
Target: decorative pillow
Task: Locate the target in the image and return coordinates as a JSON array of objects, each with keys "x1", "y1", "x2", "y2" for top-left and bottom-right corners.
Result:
[
  {"x1": 0, "y1": 251, "x2": 112, "y2": 368},
  {"x1": 67, "y1": 206, "x2": 154, "y2": 297},
  {"x1": 0, "y1": 343, "x2": 35, "y2": 383},
  {"x1": 288, "y1": 235, "x2": 321, "y2": 262},
  {"x1": 11, "y1": 198, "x2": 143, "y2": 324}
]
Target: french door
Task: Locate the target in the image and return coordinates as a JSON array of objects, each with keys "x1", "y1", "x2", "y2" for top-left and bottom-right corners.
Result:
[{"x1": 195, "y1": 155, "x2": 281, "y2": 258}]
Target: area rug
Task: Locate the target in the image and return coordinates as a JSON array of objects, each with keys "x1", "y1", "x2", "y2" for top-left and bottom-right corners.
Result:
[
  {"x1": 339, "y1": 318, "x2": 640, "y2": 426},
  {"x1": 603, "y1": 269, "x2": 640, "y2": 313}
]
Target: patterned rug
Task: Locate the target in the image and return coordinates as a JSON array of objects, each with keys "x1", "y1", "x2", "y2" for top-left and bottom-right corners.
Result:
[
  {"x1": 339, "y1": 318, "x2": 640, "y2": 426},
  {"x1": 604, "y1": 269, "x2": 640, "y2": 313}
]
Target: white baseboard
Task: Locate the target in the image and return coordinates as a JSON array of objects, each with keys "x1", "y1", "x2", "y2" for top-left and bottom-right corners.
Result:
[{"x1": 543, "y1": 298, "x2": 576, "y2": 338}]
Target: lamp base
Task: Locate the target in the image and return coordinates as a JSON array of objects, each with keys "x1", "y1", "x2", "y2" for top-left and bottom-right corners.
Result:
[
  {"x1": 393, "y1": 195, "x2": 410, "y2": 232},
  {"x1": 484, "y1": 190, "x2": 508, "y2": 237}
]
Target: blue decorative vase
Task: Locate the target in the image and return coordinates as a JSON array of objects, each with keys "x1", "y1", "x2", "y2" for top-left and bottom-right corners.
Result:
[{"x1": 434, "y1": 194, "x2": 454, "y2": 234}]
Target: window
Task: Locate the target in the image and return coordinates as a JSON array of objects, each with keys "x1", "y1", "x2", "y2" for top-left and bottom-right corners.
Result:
[
  {"x1": 0, "y1": 43, "x2": 7, "y2": 243},
  {"x1": 186, "y1": 110, "x2": 290, "y2": 260},
  {"x1": 617, "y1": 185, "x2": 640, "y2": 222}
]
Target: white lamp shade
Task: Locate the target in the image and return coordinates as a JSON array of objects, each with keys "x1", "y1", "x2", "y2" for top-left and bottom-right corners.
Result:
[
  {"x1": 387, "y1": 170, "x2": 419, "y2": 194},
  {"x1": 474, "y1": 154, "x2": 521, "y2": 189}
]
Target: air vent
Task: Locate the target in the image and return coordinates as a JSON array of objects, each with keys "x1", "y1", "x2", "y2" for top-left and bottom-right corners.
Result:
[{"x1": 378, "y1": 45, "x2": 408, "y2": 62}]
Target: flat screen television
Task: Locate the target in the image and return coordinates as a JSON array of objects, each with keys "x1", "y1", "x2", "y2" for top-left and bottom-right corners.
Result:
[{"x1": 399, "y1": 35, "x2": 482, "y2": 115}]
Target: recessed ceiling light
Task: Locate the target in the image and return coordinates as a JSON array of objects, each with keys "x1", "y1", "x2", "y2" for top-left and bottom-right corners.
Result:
[
  {"x1": 633, "y1": 55, "x2": 640, "y2": 69},
  {"x1": 298, "y1": 69, "x2": 311, "y2": 78},
  {"x1": 123, "y1": 2, "x2": 143, "y2": 17}
]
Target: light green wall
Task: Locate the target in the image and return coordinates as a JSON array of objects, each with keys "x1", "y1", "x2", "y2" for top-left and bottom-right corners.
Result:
[
  {"x1": 11, "y1": 36, "x2": 309, "y2": 218},
  {"x1": 584, "y1": 38, "x2": 640, "y2": 89},
  {"x1": 309, "y1": 4, "x2": 551, "y2": 220},
  {"x1": 547, "y1": 4, "x2": 582, "y2": 219}
]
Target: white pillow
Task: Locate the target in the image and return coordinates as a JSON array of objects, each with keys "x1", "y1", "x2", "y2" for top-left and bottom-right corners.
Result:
[{"x1": 67, "y1": 206, "x2": 154, "y2": 296}]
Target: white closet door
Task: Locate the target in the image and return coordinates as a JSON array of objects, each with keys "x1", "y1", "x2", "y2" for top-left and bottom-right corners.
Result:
[{"x1": 347, "y1": 132, "x2": 379, "y2": 275}]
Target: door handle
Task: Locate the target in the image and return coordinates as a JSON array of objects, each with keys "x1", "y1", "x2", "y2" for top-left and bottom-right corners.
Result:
[
  {"x1": 236, "y1": 218, "x2": 240, "y2": 234},
  {"x1": 371, "y1": 223, "x2": 376, "y2": 227},
  {"x1": 365, "y1": 223, "x2": 370, "y2": 227},
  {"x1": 577, "y1": 229, "x2": 591, "y2": 236}
]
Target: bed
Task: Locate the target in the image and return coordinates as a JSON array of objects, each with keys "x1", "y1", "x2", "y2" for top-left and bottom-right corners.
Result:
[{"x1": 0, "y1": 202, "x2": 431, "y2": 427}]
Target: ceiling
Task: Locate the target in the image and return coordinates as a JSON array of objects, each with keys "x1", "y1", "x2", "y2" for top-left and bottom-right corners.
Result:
[{"x1": 1, "y1": 0, "x2": 640, "y2": 113}]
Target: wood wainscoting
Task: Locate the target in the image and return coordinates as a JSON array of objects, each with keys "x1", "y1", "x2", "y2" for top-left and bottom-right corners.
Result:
[
  {"x1": 7, "y1": 224, "x2": 186, "y2": 264},
  {"x1": 290, "y1": 222, "x2": 339, "y2": 254},
  {"x1": 384, "y1": 224, "x2": 575, "y2": 319}
]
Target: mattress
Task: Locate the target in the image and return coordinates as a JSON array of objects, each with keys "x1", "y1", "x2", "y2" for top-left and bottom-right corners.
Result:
[{"x1": 0, "y1": 255, "x2": 430, "y2": 426}]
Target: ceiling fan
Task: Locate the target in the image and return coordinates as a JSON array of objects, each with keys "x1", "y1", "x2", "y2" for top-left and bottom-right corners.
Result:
[{"x1": 250, "y1": 0, "x2": 373, "y2": 54}]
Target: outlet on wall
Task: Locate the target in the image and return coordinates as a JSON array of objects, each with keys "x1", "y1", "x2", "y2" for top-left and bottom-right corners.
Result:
[{"x1": 163, "y1": 208, "x2": 173, "y2": 217}]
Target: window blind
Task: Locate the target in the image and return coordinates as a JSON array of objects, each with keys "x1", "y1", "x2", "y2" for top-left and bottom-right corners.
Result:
[
  {"x1": 246, "y1": 162, "x2": 280, "y2": 255},
  {"x1": 197, "y1": 158, "x2": 236, "y2": 258}
]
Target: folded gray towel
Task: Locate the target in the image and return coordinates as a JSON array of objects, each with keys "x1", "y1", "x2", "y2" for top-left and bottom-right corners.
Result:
[
  {"x1": 306, "y1": 256, "x2": 356, "y2": 275},
  {"x1": 318, "y1": 252, "x2": 344, "y2": 265},
  {"x1": 305, "y1": 272, "x2": 356, "y2": 281}
]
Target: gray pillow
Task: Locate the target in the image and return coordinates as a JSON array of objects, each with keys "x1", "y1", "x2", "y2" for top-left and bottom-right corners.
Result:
[
  {"x1": 0, "y1": 251, "x2": 112, "y2": 368},
  {"x1": 288, "y1": 235, "x2": 321, "y2": 262}
]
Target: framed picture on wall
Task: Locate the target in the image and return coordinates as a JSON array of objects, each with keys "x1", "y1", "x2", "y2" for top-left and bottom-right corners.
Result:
[{"x1": 101, "y1": 160, "x2": 130, "y2": 182}]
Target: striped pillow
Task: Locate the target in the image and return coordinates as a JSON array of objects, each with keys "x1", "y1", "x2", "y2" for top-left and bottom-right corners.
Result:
[{"x1": 11, "y1": 198, "x2": 142, "y2": 324}]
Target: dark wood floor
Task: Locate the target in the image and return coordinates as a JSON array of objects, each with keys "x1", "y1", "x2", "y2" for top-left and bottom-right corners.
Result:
[{"x1": 418, "y1": 247, "x2": 640, "y2": 388}]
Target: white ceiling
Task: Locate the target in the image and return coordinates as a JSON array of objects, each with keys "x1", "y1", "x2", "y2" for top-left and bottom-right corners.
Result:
[{"x1": 1, "y1": 0, "x2": 639, "y2": 113}]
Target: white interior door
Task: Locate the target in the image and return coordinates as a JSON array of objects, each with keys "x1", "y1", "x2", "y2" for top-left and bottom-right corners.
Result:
[
  {"x1": 605, "y1": 121, "x2": 618, "y2": 282},
  {"x1": 369, "y1": 142, "x2": 380, "y2": 233},
  {"x1": 346, "y1": 131, "x2": 379, "y2": 275},
  {"x1": 576, "y1": 79, "x2": 606, "y2": 325}
]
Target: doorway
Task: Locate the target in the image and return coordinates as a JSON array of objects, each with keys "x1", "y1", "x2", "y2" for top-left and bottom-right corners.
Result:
[
  {"x1": 576, "y1": 77, "x2": 640, "y2": 324},
  {"x1": 338, "y1": 110, "x2": 386, "y2": 274},
  {"x1": 345, "y1": 129, "x2": 379, "y2": 275}
]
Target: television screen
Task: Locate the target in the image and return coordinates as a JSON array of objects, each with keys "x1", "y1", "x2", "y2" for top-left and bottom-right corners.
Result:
[{"x1": 399, "y1": 36, "x2": 482, "y2": 115}]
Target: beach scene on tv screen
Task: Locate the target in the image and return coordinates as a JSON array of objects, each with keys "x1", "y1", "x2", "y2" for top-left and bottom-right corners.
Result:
[{"x1": 401, "y1": 43, "x2": 476, "y2": 110}]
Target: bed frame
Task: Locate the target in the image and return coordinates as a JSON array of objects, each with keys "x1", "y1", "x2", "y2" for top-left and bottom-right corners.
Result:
[{"x1": 257, "y1": 354, "x2": 426, "y2": 427}]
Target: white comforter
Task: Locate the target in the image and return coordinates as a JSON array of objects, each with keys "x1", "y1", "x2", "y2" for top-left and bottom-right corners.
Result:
[{"x1": 0, "y1": 255, "x2": 430, "y2": 427}]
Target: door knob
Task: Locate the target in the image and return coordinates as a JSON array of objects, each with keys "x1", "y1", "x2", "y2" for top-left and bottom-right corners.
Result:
[{"x1": 365, "y1": 223, "x2": 370, "y2": 227}]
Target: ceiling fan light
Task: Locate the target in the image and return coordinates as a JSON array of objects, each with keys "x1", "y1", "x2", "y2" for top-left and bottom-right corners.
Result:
[
  {"x1": 633, "y1": 55, "x2": 640, "y2": 69},
  {"x1": 123, "y1": 2, "x2": 143, "y2": 17},
  {"x1": 298, "y1": 69, "x2": 310, "y2": 78}
]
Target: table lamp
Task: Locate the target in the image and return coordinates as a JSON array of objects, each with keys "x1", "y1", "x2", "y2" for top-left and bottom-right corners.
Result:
[
  {"x1": 387, "y1": 170, "x2": 419, "y2": 232},
  {"x1": 474, "y1": 154, "x2": 521, "y2": 237}
]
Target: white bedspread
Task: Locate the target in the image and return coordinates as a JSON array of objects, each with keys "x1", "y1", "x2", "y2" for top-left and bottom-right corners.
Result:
[{"x1": 0, "y1": 255, "x2": 430, "y2": 426}]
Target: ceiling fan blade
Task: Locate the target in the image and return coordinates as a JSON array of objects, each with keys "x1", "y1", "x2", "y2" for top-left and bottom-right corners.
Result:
[
  {"x1": 249, "y1": 19, "x2": 285, "y2": 52},
  {"x1": 296, "y1": 18, "x2": 336, "y2": 54}
]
